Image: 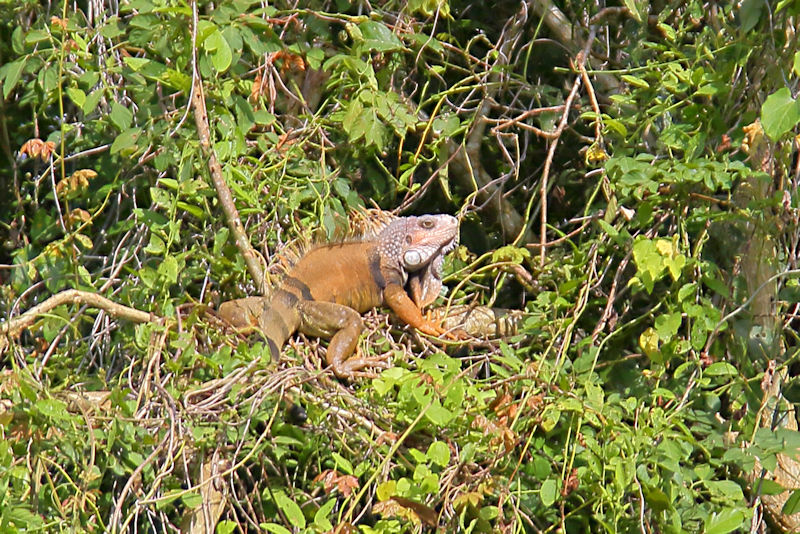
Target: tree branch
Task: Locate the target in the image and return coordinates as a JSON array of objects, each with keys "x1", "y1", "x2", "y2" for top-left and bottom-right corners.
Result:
[{"x1": 189, "y1": 0, "x2": 265, "y2": 292}]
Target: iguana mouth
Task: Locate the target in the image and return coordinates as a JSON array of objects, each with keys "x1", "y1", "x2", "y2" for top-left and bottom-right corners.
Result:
[
  {"x1": 406, "y1": 230, "x2": 458, "y2": 308},
  {"x1": 441, "y1": 234, "x2": 458, "y2": 256},
  {"x1": 434, "y1": 239, "x2": 456, "y2": 278}
]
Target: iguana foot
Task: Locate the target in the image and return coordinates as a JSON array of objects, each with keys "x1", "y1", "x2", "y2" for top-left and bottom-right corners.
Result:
[
  {"x1": 443, "y1": 326, "x2": 471, "y2": 341},
  {"x1": 417, "y1": 316, "x2": 469, "y2": 341},
  {"x1": 331, "y1": 353, "x2": 392, "y2": 379}
]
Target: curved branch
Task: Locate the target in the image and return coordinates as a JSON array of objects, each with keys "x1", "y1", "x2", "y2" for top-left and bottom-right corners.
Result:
[{"x1": 0, "y1": 289, "x2": 158, "y2": 352}]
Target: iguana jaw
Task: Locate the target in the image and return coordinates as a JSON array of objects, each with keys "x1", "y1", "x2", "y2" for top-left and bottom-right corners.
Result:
[{"x1": 398, "y1": 214, "x2": 459, "y2": 309}]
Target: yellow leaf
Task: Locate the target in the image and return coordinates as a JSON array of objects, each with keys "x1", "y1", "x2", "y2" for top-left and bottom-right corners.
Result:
[
  {"x1": 639, "y1": 327, "x2": 660, "y2": 357},
  {"x1": 376, "y1": 480, "x2": 396, "y2": 501}
]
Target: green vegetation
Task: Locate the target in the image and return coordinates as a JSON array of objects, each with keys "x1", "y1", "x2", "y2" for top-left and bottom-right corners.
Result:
[{"x1": 2, "y1": 0, "x2": 800, "y2": 532}]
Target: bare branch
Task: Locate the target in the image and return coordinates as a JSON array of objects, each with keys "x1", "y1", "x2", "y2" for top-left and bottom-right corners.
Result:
[{"x1": 188, "y1": 0, "x2": 266, "y2": 292}]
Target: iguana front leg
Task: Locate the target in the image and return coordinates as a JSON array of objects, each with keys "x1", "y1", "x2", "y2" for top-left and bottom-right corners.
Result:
[
  {"x1": 297, "y1": 300, "x2": 390, "y2": 378},
  {"x1": 383, "y1": 283, "x2": 448, "y2": 336}
]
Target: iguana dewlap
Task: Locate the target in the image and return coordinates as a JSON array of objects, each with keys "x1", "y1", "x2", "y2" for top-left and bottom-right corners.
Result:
[{"x1": 219, "y1": 214, "x2": 459, "y2": 378}]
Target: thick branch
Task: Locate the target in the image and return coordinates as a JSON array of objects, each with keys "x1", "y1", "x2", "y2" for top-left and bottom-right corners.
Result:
[
  {"x1": 1, "y1": 289, "x2": 156, "y2": 345},
  {"x1": 189, "y1": 2, "x2": 265, "y2": 292}
]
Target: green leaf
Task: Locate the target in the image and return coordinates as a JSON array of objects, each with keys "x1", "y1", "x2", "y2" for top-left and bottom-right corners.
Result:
[
  {"x1": 331, "y1": 452, "x2": 354, "y2": 474},
  {"x1": 761, "y1": 87, "x2": 800, "y2": 141},
  {"x1": 110, "y1": 101, "x2": 133, "y2": 131},
  {"x1": 73, "y1": 233, "x2": 94, "y2": 250},
  {"x1": 479, "y1": 505, "x2": 499, "y2": 520},
  {"x1": 11, "y1": 25, "x2": 24, "y2": 54},
  {"x1": 205, "y1": 30, "x2": 232, "y2": 72},
  {"x1": 706, "y1": 480, "x2": 744, "y2": 501},
  {"x1": 540, "y1": 479, "x2": 558, "y2": 506},
  {"x1": 702, "y1": 275, "x2": 730, "y2": 298},
  {"x1": 585, "y1": 382, "x2": 604, "y2": 410},
  {"x1": 704, "y1": 362, "x2": 737, "y2": 377},
  {"x1": 661, "y1": 239, "x2": 685, "y2": 280},
  {"x1": 532, "y1": 456, "x2": 551, "y2": 479},
  {"x1": 643, "y1": 486, "x2": 671, "y2": 512},
  {"x1": 259, "y1": 524, "x2": 291, "y2": 534},
  {"x1": 3, "y1": 58, "x2": 26, "y2": 99},
  {"x1": 123, "y1": 57, "x2": 152, "y2": 72},
  {"x1": 100, "y1": 16, "x2": 125, "y2": 39},
  {"x1": 784, "y1": 489, "x2": 800, "y2": 515},
  {"x1": 657, "y1": 22, "x2": 676, "y2": 41},
  {"x1": 425, "y1": 399, "x2": 454, "y2": 426},
  {"x1": 621, "y1": 0, "x2": 643, "y2": 22},
  {"x1": 216, "y1": 520, "x2": 237, "y2": 534},
  {"x1": 144, "y1": 233, "x2": 166, "y2": 255},
  {"x1": 35, "y1": 398, "x2": 71, "y2": 420},
  {"x1": 376, "y1": 480, "x2": 396, "y2": 501},
  {"x1": 313, "y1": 499, "x2": 336, "y2": 530},
  {"x1": 358, "y1": 20, "x2": 404, "y2": 52},
  {"x1": 596, "y1": 219, "x2": 618, "y2": 237},
  {"x1": 158, "y1": 255, "x2": 179, "y2": 284},
  {"x1": 83, "y1": 90, "x2": 103, "y2": 115},
  {"x1": 159, "y1": 68, "x2": 191, "y2": 92},
  {"x1": 696, "y1": 83, "x2": 724, "y2": 96},
  {"x1": 758, "y1": 478, "x2": 786, "y2": 496},
  {"x1": 491, "y1": 245, "x2": 530, "y2": 264},
  {"x1": 181, "y1": 492, "x2": 202, "y2": 508},
  {"x1": 632, "y1": 238, "x2": 665, "y2": 292},
  {"x1": 739, "y1": 0, "x2": 763, "y2": 31},
  {"x1": 621, "y1": 74, "x2": 649, "y2": 88},
  {"x1": 677, "y1": 282, "x2": 697, "y2": 302},
  {"x1": 2, "y1": 506, "x2": 45, "y2": 528},
  {"x1": 176, "y1": 201, "x2": 205, "y2": 219},
  {"x1": 654, "y1": 312, "x2": 682, "y2": 341},
  {"x1": 213, "y1": 227, "x2": 229, "y2": 256},
  {"x1": 110, "y1": 128, "x2": 141, "y2": 154},
  {"x1": 306, "y1": 47, "x2": 325, "y2": 69},
  {"x1": 407, "y1": 0, "x2": 450, "y2": 17},
  {"x1": 794, "y1": 51, "x2": 800, "y2": 77},
  {"x1": 605, "y1": 117, "x2": 628, "y2": 137},
  {"x1": 23, "y1": 29, "x2": 48, "y2": 45},
  {"x1": 66, "y1": 87, "x2": 86, "y2": 108},
  {"x1": 640, "y1": 327, "x2": 662, "y2": 363},
  {"x1": 427, "y1": 441, "x2": 450, "y2": 467},
  {"x1": 155, "y1": 490, "x2": 183, "y2": 510},
  {"x1": 273, "y1": 492, "x2": 306, "y2": 528},
  {"x1": 705, "y1": 508, "x2": 747, "y2": 534}
]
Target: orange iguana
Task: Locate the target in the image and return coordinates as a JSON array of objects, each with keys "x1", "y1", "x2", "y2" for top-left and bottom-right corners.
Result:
[{"x1": 218, "y1": 214, "x2": 459, "y2": 378}]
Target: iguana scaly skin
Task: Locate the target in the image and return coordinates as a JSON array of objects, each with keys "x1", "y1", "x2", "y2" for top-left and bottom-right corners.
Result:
[{"x1": 218, "y1": 214, "x2": 459, "y2": 378}]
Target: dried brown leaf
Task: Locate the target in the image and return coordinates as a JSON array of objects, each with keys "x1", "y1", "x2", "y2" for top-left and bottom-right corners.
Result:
[
  {"x1": 373, "y1": 497, "x2": 437, "y2": 526},
  {"x1": 50, "y1": 16, "x2": 68, "y2": 30}
]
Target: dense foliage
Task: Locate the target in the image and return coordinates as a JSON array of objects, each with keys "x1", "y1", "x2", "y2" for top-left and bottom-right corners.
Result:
[{"x1": 2, "y1": 0, "x2": 800, "y2": 532}]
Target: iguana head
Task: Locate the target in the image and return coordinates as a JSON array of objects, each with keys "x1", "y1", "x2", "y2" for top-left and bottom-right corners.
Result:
[{"x1": 377, "y1": 214, "x2": 459, "y2": 309}]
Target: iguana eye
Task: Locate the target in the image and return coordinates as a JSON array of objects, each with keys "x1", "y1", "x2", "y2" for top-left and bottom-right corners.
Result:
[{"x1": 420, "y1": 219, "x2": 434, "y2": 229}]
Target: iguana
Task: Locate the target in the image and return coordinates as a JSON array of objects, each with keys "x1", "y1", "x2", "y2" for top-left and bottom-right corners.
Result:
[{"x1": 218, "y1": 214, "x2": 460, "y2": 378}]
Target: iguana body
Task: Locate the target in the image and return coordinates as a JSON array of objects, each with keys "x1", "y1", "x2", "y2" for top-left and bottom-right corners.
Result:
[{"x1": 218, "y1": 214, "x2": 459, "y2": 378}]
